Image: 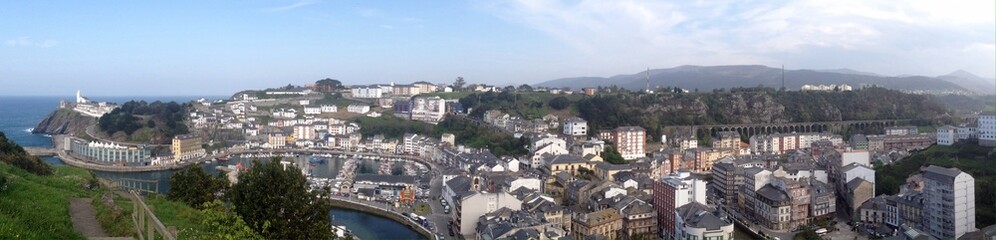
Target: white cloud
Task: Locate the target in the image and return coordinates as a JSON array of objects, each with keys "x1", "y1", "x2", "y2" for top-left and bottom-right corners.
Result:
[
  {"x1": 5, "y1": 37, "x2": 59, "y2": 48},
  {"x1": 484, "y1": 0, "x2": 996, "y2": 78},
  {"x1": 263, "y1": 0, "x2": 320, "y2": 12}
]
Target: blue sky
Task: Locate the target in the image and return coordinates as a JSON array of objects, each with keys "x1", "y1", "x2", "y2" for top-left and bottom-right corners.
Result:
[{"x1": 2, "y1": 0, "x2": 994, "y2": 96}]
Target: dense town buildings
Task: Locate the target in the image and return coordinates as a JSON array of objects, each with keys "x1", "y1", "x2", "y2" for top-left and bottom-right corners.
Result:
[{"x1": 165, "y1": 81, "x2": 987, "y2": 240}]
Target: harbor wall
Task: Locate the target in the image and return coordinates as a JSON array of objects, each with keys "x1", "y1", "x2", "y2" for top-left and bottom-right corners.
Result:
[{"x1": 329, "y1": 198, "x2": 435, "y2": 240}]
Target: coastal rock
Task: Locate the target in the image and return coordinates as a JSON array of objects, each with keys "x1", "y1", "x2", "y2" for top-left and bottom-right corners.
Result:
[{"x1": 32, "y1": 109, "x2": 95, "y2": 135}]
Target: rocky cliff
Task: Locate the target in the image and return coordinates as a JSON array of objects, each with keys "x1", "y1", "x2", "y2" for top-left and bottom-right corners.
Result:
[{"x1": 32, "y1": 109, "x2": 95, "y2": 135}]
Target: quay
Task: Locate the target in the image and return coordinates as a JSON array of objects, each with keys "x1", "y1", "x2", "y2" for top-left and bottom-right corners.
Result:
[
  {"x1": 36, "y1": 134, "x2": 212, "y2": 173},
  {"x1": 24, "y1": 147, "x2": 58, "y2": 157},
  {"x1": 329, "y1": 196, "x2": 435, "y2": 240}
]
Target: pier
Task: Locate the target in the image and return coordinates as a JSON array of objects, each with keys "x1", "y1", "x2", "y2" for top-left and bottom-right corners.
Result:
[{"x1": 24, "y1": 147, "x2": 58, "y2": 157}]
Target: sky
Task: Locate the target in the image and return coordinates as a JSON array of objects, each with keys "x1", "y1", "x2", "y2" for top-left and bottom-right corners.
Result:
[{"x1": 1, "y1": 0, "x2": 994, "y2": 96}]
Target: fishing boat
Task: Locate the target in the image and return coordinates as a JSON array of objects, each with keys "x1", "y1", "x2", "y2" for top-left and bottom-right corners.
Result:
[{"x1": 308, "y1": 156, "x2": 326, "y2": 164}]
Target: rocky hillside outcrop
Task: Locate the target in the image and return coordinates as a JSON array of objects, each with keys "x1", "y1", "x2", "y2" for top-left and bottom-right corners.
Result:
[{"x1": 32, "y1": 109, "x2": 95, "y2": 135}]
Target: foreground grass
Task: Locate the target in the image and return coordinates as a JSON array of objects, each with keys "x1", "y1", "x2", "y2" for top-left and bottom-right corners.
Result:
[
  {"x1": 0, "y1": 163, "x2": 90, "y2": 239},
  {"x1": 0, "y1": 161, "x2": 209, "y2": 239},
  {"x1": 144, "y1": 194, "x2": 210, "y2": 238}
]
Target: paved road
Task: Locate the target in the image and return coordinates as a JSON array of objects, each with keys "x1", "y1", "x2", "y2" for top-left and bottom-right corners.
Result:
[{"x1": 427, "y1": 173, "x2": 456, "y2": 240}]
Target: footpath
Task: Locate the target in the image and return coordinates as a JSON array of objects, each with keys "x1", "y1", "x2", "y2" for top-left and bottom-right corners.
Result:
[{"x1": 68, "y1": 198, "x2": 108, "y2": 238}]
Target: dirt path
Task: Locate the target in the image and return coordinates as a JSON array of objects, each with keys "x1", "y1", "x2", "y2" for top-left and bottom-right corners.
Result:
[{"x1": 69, "y1": 198, "x2": 108, "y2": 238}]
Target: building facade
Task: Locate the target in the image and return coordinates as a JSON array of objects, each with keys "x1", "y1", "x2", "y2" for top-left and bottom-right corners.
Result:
[
  {"x1": 922, "y1": 166, "x2": 976, "y2": 239},
  {"x1": 980, "y1": 112, "x2": 996, "y2": 147},
  {"x1": 936, "y1": 126, "x2": 955, "y2": 146},
  {"x1": 563, "y1": 117, "x2": 588, "y2": 137},
  {"x1": 171, "y1": 134, "x2": 205, "y2": 161},
  {"x1": 69, "y1": 137, "x2": 151, "y2": 165},
  {"x1": 613, "y1": 126, "x2": 646, "y2": 160},
  {"x1": 572, "y1": 209, "x2": 623, "y2": 239}
]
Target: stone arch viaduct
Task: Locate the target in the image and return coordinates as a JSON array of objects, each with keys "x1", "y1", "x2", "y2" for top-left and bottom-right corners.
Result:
[{"x1": 682, "y1": 119, "x2": 913, "y2": 139}]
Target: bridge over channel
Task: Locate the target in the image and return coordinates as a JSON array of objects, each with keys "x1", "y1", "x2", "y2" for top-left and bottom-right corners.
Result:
[{"x1": 675, "y1": 119, "x2": 912, "y2": 138}]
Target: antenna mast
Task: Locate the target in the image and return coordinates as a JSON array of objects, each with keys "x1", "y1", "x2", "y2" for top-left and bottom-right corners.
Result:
[
  {"x1": 646, "y1": 67, "x2": 651, "y2": 92},
  {"x1": 781, "y1": 65, "x2": 785, "y2": 90}
]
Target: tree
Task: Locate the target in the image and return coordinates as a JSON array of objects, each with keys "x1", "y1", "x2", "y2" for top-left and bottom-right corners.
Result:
[
  {"x1": 315, "y1": 78, "x2": 343, "y2": 93},
  {"x1": 167, "y1": 165, "x2": 228, "y2": 207},
  {"x1": 453, "y1": 77, "x2": 466, "y2": 91},
  {"x1": 229, "y1": 159, "x2": 334, "y2": 239},
  {"x1": 548, "y1": 96, "x2": 571, "y2": 110},
  {"x1": 600, "y1": 146, "x2": 626, "y2": 164},
  {"x1": 146, "y1": 119, "x2": 156, "y2": 128},
  {"x1": 198, "y1": 200, "x2": 264, "y2": 240},
  {"x1": 518, "y1": 84, "x2": 533, "y2": 92}
]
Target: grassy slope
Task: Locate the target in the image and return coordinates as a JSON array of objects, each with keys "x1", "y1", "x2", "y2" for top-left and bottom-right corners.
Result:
[
  {"x1": 0, "y1": 163, "x2": 89, "y2": 239},
  {"x1": 0, "y1": 162, "x2": 207, "y2": 239}
]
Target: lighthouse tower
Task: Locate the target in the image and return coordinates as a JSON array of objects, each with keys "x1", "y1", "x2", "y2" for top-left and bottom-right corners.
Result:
[{"x1": 76, "y1": 90, "x2": 88, "y2": 104}]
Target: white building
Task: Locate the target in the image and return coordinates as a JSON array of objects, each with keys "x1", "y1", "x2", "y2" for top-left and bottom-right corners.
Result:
[
  {"x1": 267, "y1": 134, "x2": 286, "y2": 148},
  {"x1": 663, "y1": 171, "x2": 708, "y2": 207},
  {"x1": 320, "y1": 105, "x2": 338, "y2": 113},
  {"x1": 347, "y1": 104, "x2": 370, "y2": 114},
  {"x1": 350, "y1": 85, "x2": 385, "y2": 99},
  {"x1": 456, "y1": 191, "x2": 522, "y2": 236},
  {"x1": 529, "y1": 135, "x2": 569, "y2": 168},
  {"x1": 563, "y1": 117, "x2": 588, "y2": 136},
  {"x1": 936, "y1": 126, "x2": 955, "y2": 146},
  {"x1": 72, "y1": 90, "x2": 118, "y2": 118},
  {"x1": 956, "y1": 125, "x2": 977, "y2": 141},
  {"x1": 922, "y1": 166, "x2": 976, "y2": 239},
  {"x1": 509, "y1": 178, "x2": 541, "y2": 192},
  {"x1": 293, "y1": 125, "x2": 315, "y2": 141},
  {"x1": 410, "y1": 96, "x2": 446, "y2": 123},
  {"x1": 303, "y1": 106, "x2": 321, "y2": 115},
  {"x1": 749, "y1": 132, "x2": 842, "y2": 155},
  {"x1": 675, "y1": 202, "x2": 734, "y2": 240},
  {"x1": 979, "y1": 112, "x2": 996, "y2": 147}
]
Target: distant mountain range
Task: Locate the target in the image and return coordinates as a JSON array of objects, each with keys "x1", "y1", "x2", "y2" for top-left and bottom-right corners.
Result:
[{"x1": 536, "y1": 65, "x2": 995, "y2": 95}]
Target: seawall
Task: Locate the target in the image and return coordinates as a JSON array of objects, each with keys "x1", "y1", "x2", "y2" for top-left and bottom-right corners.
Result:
[{"x1": 329, "y1": 198, "x2": 434, "y2": 240}]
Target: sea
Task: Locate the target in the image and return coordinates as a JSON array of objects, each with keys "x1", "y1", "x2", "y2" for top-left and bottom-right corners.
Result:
[{"x1": 0, "y1": 95, "x2": 424, "y2": 240}]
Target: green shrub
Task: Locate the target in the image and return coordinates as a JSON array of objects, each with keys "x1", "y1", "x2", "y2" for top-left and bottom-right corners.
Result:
[{"x1": 0, "y1": 174, "x2": 8, "y2": 194}]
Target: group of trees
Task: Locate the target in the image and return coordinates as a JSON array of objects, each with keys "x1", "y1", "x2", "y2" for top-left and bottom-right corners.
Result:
[
  {"x1": 354, "y1": 115, "x2": 436, "y2": 139},
  {"x1": 0, "y1": 131, "x2": 50, "y2": 175},
  {"x1": 435, "y1": 116, "x2": 530, "y2": 157},
  {"x1": 314, "y1": 78, "x2": 344, "y2": 93},
  {"x1": 98, "y1": 101, "x2": 189, "y2": 143},
  {"x1": 168, "y1": 159, "x2": 335, "y2": 239},
  {"x1": 458, "y1": 91, "x2": 572, "y2": 119}
]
